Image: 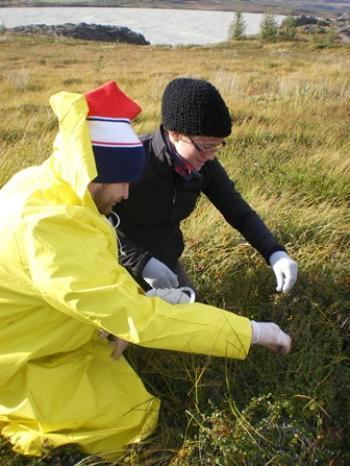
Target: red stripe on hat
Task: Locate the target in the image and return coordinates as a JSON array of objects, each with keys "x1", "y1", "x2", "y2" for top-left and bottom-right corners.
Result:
[{"x1": 84, "y1": 81, "x2": 142, "y2": 120}]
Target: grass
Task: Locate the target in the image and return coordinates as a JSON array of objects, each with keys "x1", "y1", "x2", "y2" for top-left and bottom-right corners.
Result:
[{"x1": 0, "y1": 31, "x2": 349, "y2": 465}]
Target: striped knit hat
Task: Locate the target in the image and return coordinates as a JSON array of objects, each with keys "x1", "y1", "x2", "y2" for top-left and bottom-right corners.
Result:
[{"x1": 85, "y1": 81, "x2": 145, "y2": 183}]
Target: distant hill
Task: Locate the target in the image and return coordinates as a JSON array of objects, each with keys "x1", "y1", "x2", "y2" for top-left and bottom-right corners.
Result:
[{"x1": 2, "y1": 0, "x2": 350, "y2": 18}]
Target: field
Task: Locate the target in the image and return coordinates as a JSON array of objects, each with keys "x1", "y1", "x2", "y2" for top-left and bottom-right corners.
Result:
[{"x1": 0, "y1": 31, "x2": 349, "y2": 465}]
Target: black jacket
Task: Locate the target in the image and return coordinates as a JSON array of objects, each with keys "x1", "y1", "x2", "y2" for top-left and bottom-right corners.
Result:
[{"x1": 114, "y1": 127, "x2": 285, "y2": 280}]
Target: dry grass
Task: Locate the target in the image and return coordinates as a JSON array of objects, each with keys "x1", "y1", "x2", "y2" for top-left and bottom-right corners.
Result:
[{"x1": 0, "y1": 32, "x2": 349, "y2": 465}]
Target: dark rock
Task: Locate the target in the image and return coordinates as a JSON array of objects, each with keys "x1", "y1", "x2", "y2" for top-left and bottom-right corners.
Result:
[
  {"x1": 294, "y1": 15, "x2": 332, "y2": 27},
  {"x1": 339, "y1": 27, "x2": 350, "y2": 37},
  {"x1": 294, "y1": 15, "x2": 319, "y2": 26},
  {"x1": 337, "y1": 13, "x2": 350, "y2": 22},
  {"x1": 300, "y1": 24, "x2": 321, "y2": 33},
  {"x1": 8, "y1": 22, "x2": 150, "y2": 45}
]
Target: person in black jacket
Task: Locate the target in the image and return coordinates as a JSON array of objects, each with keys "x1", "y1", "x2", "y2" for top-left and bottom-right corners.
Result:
[{"x1": 113, "y1": 77, "x2": 298, "y2": 295}]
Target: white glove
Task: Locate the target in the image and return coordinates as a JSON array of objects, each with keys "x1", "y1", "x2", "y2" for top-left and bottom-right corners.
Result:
[
  {"x1": 142, "y1": 257, "x2": 179, "y2": 289},
  {"x1": 251, "y1": 320, "x2": 292, "y2": 355},
  {"x1": 146, "y1": 287, "x2": 196, "y2": 304},
  {"x1": 269, "y1": 251, "x2": 298, "y2": 293}
]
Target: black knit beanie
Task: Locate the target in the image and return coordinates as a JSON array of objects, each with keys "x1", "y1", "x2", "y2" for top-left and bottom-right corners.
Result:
[{"x1": 161, "y1": 78, "x2": 232, "y2": 137}]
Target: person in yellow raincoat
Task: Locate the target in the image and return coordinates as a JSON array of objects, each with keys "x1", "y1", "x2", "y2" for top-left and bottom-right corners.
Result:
[{"x1": 0, "y1": 81, "x2": 292, "y2": 461}]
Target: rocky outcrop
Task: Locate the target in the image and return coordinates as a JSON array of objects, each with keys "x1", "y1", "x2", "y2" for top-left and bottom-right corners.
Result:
[
  {"x1": 294, "y1": 13, "x2": 350, "y2": 41},
  {"x1": 336, "y1": 13, "x2": 350, "y2": 42},
  {"x1": 8, "y1": 22, "x2": 150, "y2": 45}
]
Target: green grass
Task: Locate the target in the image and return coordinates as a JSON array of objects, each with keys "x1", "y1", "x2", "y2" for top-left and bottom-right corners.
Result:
[{"x1": 0, "y1": 32, "x2": 349, "y2": 465}]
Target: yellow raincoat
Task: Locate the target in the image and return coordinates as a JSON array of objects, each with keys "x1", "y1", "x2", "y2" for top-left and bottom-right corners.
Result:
[{"x1": 0, "y1": 90, "x2": 252, "y2": 460}]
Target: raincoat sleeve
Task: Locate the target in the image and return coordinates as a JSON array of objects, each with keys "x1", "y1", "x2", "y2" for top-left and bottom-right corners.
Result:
[{"x1": 21, "y1": 211, "x2": 252, "y2": 360}]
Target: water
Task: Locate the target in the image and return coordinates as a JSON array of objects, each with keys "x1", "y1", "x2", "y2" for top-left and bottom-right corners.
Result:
[{"x1": 0, "y1": 7, "x2": 285, "y2": 45}]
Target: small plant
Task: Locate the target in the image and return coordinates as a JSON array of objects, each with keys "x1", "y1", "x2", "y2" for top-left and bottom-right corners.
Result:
[
  {"x1": 94, "y1": 53, "x2": 105, "y2": 84},
  {"x1": 323, "y1": 26, "x2": 338, "y2": 48},
  {"x1": 260, "y1": 13, "x2": 278, "y2": 42},
  {"x1": 312, "y1": 24, "x2": 339, "y2": 49},
  {"x1": 179, "y1": 394, "x2": 340, "y2": 465},
  {"x1": 280, "y1": 15, "x2": 297, "y2": 41},
  {"x1": 228, "y1": 11, "x2": 247, "y2": 41},
  {"x1": 0, "y1": 21, "x2": 6, "y2": 34}
]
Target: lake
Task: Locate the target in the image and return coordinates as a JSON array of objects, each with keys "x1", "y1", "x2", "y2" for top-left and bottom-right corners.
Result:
[{"x1": 0, "y1": 7, "x2": 285, "y2": 45}]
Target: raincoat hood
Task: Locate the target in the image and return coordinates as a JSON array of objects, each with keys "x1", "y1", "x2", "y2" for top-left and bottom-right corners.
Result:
[{"x1": 49, "y1": 91, "x2": 97, "y2": 201}]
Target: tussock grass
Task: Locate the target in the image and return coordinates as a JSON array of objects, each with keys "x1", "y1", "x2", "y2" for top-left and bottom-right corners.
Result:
[{"x1": 0, "y1": 33, "x2": 349, "y2": 465}]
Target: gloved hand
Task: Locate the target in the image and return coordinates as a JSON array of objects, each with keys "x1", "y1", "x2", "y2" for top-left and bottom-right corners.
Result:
[
  {"x1": 142, "y1": 257, "x2": 179, "y2": 289},
  {"x1": 269, "y1": 251, "x2": 298, "y2": 293},
  {"x1": 251, "y1": 320, "x2": 292, "y2": 355},
  {"x1": 146, "y1": 287, "x2": 196, "y2": 304}
]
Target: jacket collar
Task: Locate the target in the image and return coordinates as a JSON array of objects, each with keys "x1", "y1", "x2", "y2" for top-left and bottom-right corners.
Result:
[
  {"x1": 153, "y1": 126, "x2": 202, "y2": 180},
  {"x1": 151, "y1": 126, "x2": 173, "y2": 166}
]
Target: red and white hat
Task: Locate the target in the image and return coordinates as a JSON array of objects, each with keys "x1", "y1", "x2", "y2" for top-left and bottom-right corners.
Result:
[{"x1": 84, "y1": 81, "x2": 145, "y2": 183}]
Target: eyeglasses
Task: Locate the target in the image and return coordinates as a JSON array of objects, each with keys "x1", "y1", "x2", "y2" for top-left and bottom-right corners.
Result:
[{"x1": 188, "y1": 136, "x2": 226, "y2": 156}]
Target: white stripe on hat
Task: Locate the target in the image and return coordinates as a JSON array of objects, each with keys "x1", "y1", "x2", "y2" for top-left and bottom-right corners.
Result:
[{"x1": 87, "y1": 118, "x2": 142, "y2": 148}]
